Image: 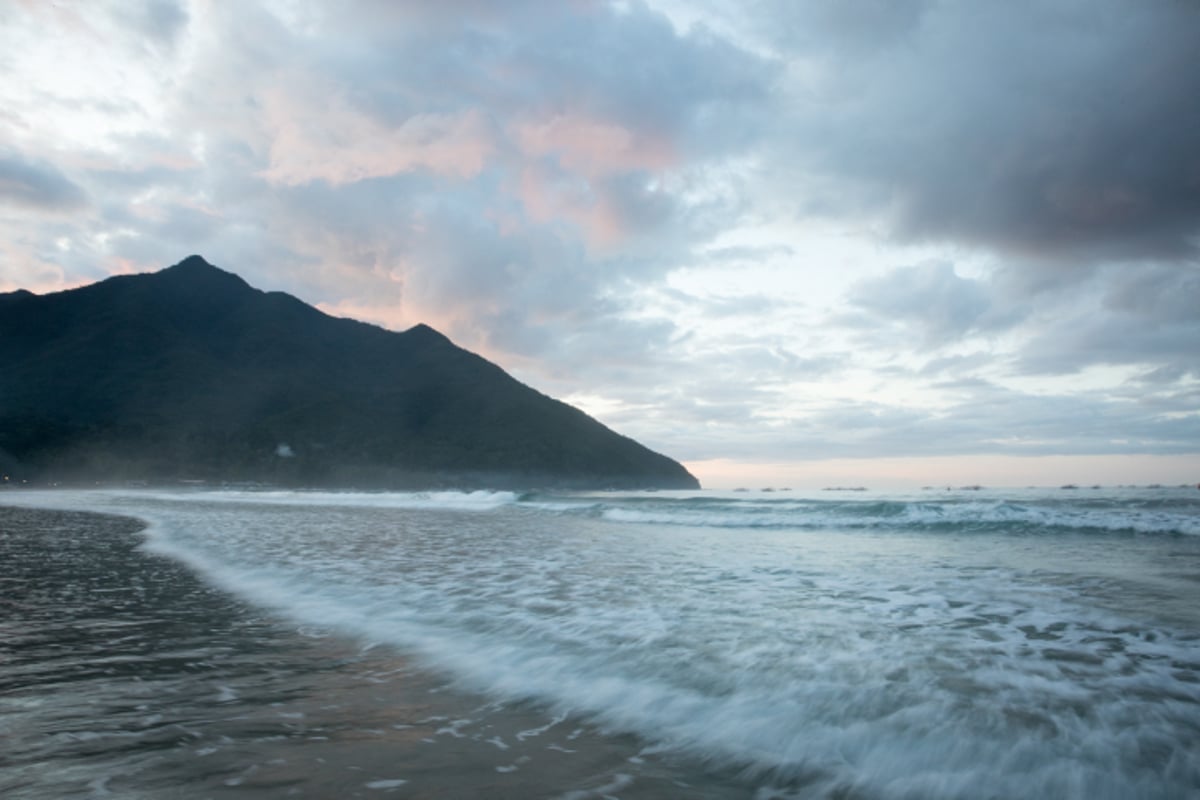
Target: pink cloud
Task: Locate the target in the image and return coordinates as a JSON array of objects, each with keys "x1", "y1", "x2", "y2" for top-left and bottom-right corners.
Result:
[
  {"x1": 508, "y1": 113, "x2": 677, "y2": 250},
  {"x1": 513, "y1": 114, "x2": 674, "y2": 177},
  {"x1": 258, "y1": 81, "x2": 495, "y2": 186},
  {"x1": 517, "y1": 162, "x2": 661, "y2": 252},
  {"x1": 0, "y1": 248, "x2": 102, "y2": 294},
  {"x1": 315, "y1": 298, "x2": 412, "y2": 332},
  {"x1": 315, "y1": 295, "x2": 514, "y2": 370}
]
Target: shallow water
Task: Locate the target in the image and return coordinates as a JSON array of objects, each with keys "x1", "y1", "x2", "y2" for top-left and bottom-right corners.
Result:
[{"x1": 2, "y1": 487, "x2": 1199, "y2": 798}]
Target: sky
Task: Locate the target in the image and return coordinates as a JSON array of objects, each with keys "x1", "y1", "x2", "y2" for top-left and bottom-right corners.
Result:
[{"x1": 1, "y1": 0, "x2": 1198, "y2": 488}]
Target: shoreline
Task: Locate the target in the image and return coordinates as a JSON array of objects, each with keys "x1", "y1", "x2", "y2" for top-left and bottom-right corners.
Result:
[{"x1": 0, "y1": 503, "x2": 745, "y2": 799}]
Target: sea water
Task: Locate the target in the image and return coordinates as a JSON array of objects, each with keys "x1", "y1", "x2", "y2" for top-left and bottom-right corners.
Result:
[{"x1": 2, "y1": 487, "x2": 1198, "y2": 798}]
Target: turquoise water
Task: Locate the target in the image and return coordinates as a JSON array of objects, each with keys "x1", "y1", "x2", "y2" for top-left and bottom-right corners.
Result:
[{"x1": 3, "y1": 487, "x2": 1199, "y2": 798}]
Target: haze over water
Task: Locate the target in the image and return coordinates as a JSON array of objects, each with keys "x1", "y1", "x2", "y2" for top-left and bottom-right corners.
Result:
[{"x1": 3, "y1": 486, "x2": 1199, "y2": 798}]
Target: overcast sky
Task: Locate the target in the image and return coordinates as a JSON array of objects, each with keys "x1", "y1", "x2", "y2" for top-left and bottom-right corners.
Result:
[{"x1": 2, "y1": 0, "x2": 1198, "y2": 487}]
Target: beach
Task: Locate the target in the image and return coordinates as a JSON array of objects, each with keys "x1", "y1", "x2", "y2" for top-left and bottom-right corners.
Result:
[
  {"x1": 0, "y1": 505, "x2": 721, "y2": 799},
  {"x1": 2, "y1": 488, "x2": 1199, "y2": 798}
]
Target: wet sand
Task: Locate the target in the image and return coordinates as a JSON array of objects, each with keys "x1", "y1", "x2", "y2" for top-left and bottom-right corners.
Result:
[{"x1": 0, "y1": 505, "x2": 750, "y2": 799}]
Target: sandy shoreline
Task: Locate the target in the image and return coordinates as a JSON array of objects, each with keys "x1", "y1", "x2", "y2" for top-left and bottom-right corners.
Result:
[{"x1": 0, "y1": 504, "x2": 749, "y2": 799}]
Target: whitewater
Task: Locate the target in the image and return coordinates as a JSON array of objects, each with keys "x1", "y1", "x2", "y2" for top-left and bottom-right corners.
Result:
[{"x1": 3, "y1": 486, "x2": 1198, "y2": 798}]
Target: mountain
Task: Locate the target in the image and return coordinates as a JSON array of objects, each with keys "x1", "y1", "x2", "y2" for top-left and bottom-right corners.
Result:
[{"x1": 0, "y1": 256, "x2": 699, "y2": 489}]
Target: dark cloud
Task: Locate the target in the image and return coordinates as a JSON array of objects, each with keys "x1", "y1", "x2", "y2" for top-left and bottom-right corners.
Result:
[
  {"x1": 0, "y1": 153, "x2": 88, "y2": 211},
  {"x1": 1101, "y1": 263, "x2": 1200, "y2": 324},
  {"x1": 1132, "y1": 365, "x2": 1189, "y2": 386},
  {"x1": 1017, "y1": 308, "x2": 1200, "y2": 378},
  {"x1": 1005, "y1": 262, "x2": 1200, "y2": 377},
  {"x1": 771, "y1": 0, "x2": 1200, "y2": 264}
]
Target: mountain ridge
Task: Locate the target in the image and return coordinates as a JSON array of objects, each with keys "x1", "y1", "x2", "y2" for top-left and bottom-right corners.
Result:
[{"x1": 0, "y1": 256, "x2": 699, "y2": 489}]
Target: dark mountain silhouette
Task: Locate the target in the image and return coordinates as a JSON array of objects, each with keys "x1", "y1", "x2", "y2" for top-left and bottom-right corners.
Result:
[{"x1": 0, "y1": 256, "x2": 699, "y2": 489}]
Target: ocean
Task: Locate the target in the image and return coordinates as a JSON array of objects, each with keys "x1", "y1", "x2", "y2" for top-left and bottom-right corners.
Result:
[{"x1": 2, "y1": 486, "x2": 1198, "y2": 799}]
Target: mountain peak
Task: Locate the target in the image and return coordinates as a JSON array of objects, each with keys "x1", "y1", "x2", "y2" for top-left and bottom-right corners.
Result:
[
  {"x1": 157, "y1": 255, "x2": 249, "y2": 292},
  {"x1": 405, "y1": 322, "x2": 452, "y2": 344},
  {"x1": 176, "y1": 254, "x2": 214, "y2": 270}
]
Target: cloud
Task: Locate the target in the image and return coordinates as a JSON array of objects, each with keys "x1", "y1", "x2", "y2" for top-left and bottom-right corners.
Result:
[
  {"x1": 846, "y1": 261, "x2": 1017, "y2": 344},
  {"x1": 1102, "y1": 263, "x2": 1200, "y2": 324},
  {"x1": 748, "y1": 0, "x2": 931, "y2": 53},
  {"x1": 2, "y1": 0, "x2": 1197, "y2": 478},
  {"x1": 761, "y1": 0, "x2": 1200, "y2": 264},
  {"x1": 514, "y1": 114, "x2": 674, "y2": 177},
  {"x1": 659, "y1": 380, "x2": 1200, "y2": 463},
  {"x1": 117, "y1": 0, "x2": 189, "y2": 51},
  {"x1": 994, "y1": 261, "x2": 1200, "y2": 378},
  {"x1": 258, "y1": 86, "x2": 495, "y2": 186},
  {"x1": 148, "y1": 1, "x2": 772, "y2": 380},
  {"x1": 0, "y1": 153, "x2": 88, "y2": 210}
]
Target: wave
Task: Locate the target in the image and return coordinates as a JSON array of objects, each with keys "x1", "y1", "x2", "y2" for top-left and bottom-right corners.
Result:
[
  {"x1": 112, "y1": 488, "x2": 523, "y2": 511},
  {"x1": 584, "y1": 496, "x2": 1200, "y2": 536},
  {"x1": 11, "y1": 484, "x2": 1196, "y2": 536},
  {"x1": 95, "y1": 487, "x2": 1200, "y2": 536},
  {"x1": 126, "y1": 498, "x2": 1200, "y2": 798},
  {"x1": 6, "y1": 485, "x2": 1198, "y2": 796}
]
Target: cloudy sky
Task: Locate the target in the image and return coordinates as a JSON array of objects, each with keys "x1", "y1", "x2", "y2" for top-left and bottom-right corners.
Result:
[{"x1": 2, "y1": 0, "x2": 1198, "y2": 487}]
